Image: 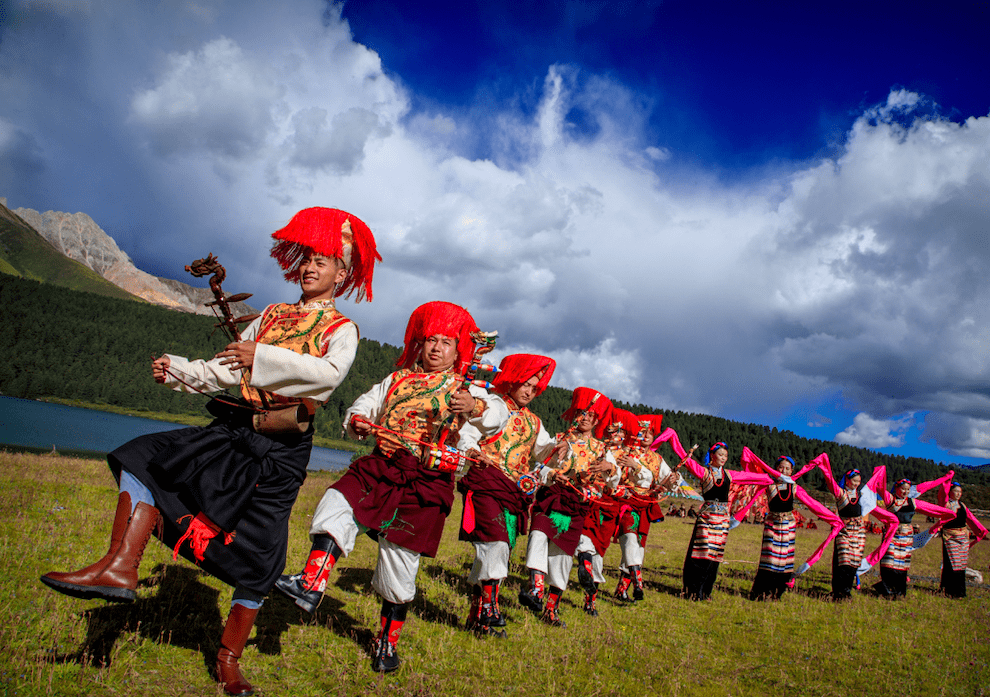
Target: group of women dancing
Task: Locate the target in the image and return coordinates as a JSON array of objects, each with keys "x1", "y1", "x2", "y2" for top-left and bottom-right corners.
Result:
[{"x1": 654, "y1": 438, "x2": 988, "y2": 602}]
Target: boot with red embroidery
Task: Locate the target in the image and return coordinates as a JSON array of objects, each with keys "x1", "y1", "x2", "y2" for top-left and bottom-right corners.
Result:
[
  {"x1": 371, "y1": 600, "x2": 407, "y2": 673},
  {"x1": 583, "y1": 586, "x2": 599, "y2": 616},
  {"x1": 275, "y1": 534, "x2": 341, "y2": 614},
  {"x1": 632, "y1": 565, "x2": 645, "y2": 601},
  {"x1": 476, "y1": 580, "x2": 507, "y2": 638},
  {"x1": 518, "y1": 568, "x2": 545, "y2": 614},
  {"x1": 216, "y1": 603, "x2": 259, "y2": 696},
  {"x1": 465, "y1": 584, "x2": 482, "y2": 631},
  {"x1": 614, "y1": 573, "x2": 633, "y2": 602},
  {"x1": 540, "y1": 586, "x2": 566, "y2": 628},
  {"x1": 41, "y1": 498, "x2": 159, "y2": 602},
  {"x1": 490, "y1": 579, "x2": 507, "y2": 628}
]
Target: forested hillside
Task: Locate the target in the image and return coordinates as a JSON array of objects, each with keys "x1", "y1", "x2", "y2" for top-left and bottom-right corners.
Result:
[{"x1": 1, "y1": 274, "x2": 986, "y2": 504}]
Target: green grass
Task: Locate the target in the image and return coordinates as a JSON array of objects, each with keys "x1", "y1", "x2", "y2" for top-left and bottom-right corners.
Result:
[{"x1": 2, "y1": 452, "x2": 988, "y2": 696}]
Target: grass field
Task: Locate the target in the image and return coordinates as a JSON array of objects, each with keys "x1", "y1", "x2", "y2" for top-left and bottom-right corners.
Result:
[{"x1": 1, "y1": 451, "x2": 988, "y2": 697}]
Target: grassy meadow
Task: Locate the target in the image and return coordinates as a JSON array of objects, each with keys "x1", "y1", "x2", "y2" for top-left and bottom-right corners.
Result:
[{"x1": 1, "y1": 451, "x2": 988, "y2": 697}]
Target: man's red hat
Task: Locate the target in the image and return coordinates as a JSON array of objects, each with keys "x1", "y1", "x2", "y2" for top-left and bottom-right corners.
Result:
[
  {"x1": 396, "y1": 301, "x2": 479, "y2": 374},
  {"x1": 270, "y1": 207, "x2": 382, "y2": 302},
  {"x1": 491, "y1": 354, "x2": 556, "y2": 397},
  {"x1": 610, "y1": 409, "x2": 642, "y2": 446},
  {"x1": 636, "y1": 413, "x2": 664, "y2": 438},
  {"x1": 561, "y1": 387, "x2": 613, "y2": 439}
]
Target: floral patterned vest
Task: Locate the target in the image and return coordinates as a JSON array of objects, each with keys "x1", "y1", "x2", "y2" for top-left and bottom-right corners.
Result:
[
  {"x1": 479, "y1": 402, "x2": 543, "y2": 482},
  {"x1": 376, "y1": 368, "x2": 462, "y2": 456},
  {"x1": 240, "y1": 300, "x2": 353, "y2": 409}
]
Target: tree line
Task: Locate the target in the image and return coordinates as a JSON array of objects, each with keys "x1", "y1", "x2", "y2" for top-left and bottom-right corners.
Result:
[{"x1": 1, "y1": 274, "x2": 986, "y2": 506}]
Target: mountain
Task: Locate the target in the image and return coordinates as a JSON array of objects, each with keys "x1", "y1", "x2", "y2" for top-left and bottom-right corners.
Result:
[
  {"x1": 1, "y1": 198, "x2": 254, "y2": 316},
  {"x1": 0, "y1": 199, "x2": 143, "y2": 301}
]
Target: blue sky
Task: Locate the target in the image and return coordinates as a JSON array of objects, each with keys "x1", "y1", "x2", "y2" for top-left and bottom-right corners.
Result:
[{"x1": 2, "y1": 0, "x2": 989, "y2": 467}]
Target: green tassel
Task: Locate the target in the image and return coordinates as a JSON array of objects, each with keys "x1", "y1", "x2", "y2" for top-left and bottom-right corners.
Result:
[
  {"x1": 629, "y1": 511, "x2": 641, "y2": 529},
  {"x1": 503, "y1": 509, "x2": 518, "y2": 549},
  {"x1": 548, "y1": 511, "x2": 571, "y2": 536}
]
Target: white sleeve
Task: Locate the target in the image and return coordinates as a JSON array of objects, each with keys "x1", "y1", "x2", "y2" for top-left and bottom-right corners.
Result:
[
  {"x1": 455, "y1": 385, "x2": 508, "y2": 451},
  {"x1": 161, "y1": 316, "x2": 268, "y2": 393},
  {"x1": 343, "y1": 373, "x2": 394, "y2": 438},
  {"x1": 249, "y1": 322, "x2": 358, "y2": 402},
  {"x1": 529, "y1": 421, "x2": 557, "y2": 464}
]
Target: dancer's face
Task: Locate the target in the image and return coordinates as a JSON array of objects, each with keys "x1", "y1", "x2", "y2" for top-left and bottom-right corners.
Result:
[
  {"x1": 712, "y1": 448, "x2": 728, "y2": 468},
  {"x1": 778, "y1": 460, "x2": 793, "y2": 476},
  {"x1": 896, "y1": 482, "x2": 910, "y2": 498},
  {"x1": 846, "y1": 474, "x2": 862, "y2": 490},
  {"x1": 950, "y1": 485, "x2": 963, "y2": 502},
  {"x1": 420, "y1": 335, "x2": 458, "y2": 372},
  {"x1": 299, "y1": 251, "x2": 346, "y2": 301},
  {"x1": 508, "y1": 374, "x2": 541, "y2": 408}
]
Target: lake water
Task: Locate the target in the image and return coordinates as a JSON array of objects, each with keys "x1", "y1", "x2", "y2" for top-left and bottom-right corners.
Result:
[{"x1": 0, "y1": 395, "x2": 353, "y2": 471}]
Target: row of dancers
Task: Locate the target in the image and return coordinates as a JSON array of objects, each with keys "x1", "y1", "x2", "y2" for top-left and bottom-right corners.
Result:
[{"x1": 37, "y1": 207, "x2": 988, "y2": 696}]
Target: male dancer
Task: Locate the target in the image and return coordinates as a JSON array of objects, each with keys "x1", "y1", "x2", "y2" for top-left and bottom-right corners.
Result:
[
  {"x1": 458, "y1": 353, "x2": 557, "y2": 637},
  {"x1": 518, "y1": 386, "x2": 614, "y2": 627},
  {"x1": 275, "y1": 301, "x2": 504, "y2": 672},
  {"x1": 612, "y1": 413, "x2": 677, "y2": 602},
  {"x1": 41, "y1": 207, "x2": 380, "y2": 696}
]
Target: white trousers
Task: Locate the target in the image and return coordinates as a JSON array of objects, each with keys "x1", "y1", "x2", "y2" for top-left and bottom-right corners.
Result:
[
  {"x1": 618, "y1": 532, "x2": 645, "y2": 572},
  {"x1": 524, "y1": 529, "x2": 573, "y2": 590},
  {"x1": 468, "y1": 541, "x2": 511, "y2": 584},
  {"x1": 309, "y1": 487, "x2": 419, "y2": 604},
  {"x1": 576, "y1": 534, "x2": 606, "y2": 584}
]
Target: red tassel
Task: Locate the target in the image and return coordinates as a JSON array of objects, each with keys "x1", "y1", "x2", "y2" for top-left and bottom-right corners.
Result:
[
  {"x1": 396, "y1": 301, "x2": 479, "y2": 374},
  {"x1": 463, "y1": 490, "x2": 476, "y2": 534},
  {"x1": 492, "y1": 354, "x2": 556, "y2": 395},
  {"x1": 173, "y1": 513, "x2": 233, "y2": 563}
]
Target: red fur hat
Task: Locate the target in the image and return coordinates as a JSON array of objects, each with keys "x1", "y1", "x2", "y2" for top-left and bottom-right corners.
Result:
[
  {"x1": 491, "y1": 354, "x2": 556, "y2": 397},
  {"x1": 270, "y1": 207, "x2": 382, "y2": 302},
  {"x1": 396, "y1": 301, "x2": 479, "y2": 374},
  {"x1": 561, "y1": 387, "x2": 613, "y2": 439},
  {"x1": 636, "y1": 414, "x2": 664, "y2": 441},
  {"x1": 610, "y1": 409, "x2": 642, "y2": 446}
]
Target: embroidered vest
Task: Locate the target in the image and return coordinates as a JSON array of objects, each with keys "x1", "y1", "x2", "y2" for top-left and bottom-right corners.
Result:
[
  {"x1": 614, "y1": 446, "x2": 663, "y2": 492},
  {"x1": 376, "y1": 368, "x2": 461, "y2": 456},
  {"x1": 240, "y1": 301, "x2": 353, "y2": 409},
  {"x1": 479, "y1": 404, "x2": 543, "y2": 481},
  {"x1": 556, "y1": 432, "x2": 606, "y2": 483}
]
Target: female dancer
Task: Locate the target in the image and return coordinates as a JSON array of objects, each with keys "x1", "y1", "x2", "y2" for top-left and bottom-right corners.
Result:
[
  {"x1": 679, "y1": 442, "x2": 772, "y2": 600},
  {"x1": 740, "y1": 453, "x2": 842, "y2": 600},
  {"x1": 870, "y1": 471, "x2": 955, "y2": 598},
  {"x1": 938, "y1": 480, "x2": 988, "y2": 598},
  {"x1": 816, "y1": 464, "x2": 897, "y2": 600}
]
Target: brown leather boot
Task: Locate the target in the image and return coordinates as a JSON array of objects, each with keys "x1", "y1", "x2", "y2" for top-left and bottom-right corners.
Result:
[
  {"x1": 41, "y1": 492, "x2": 132, "y2": 593},
  {"x1": 41, "y1": 500, "x2": 159, "y2": 602},
  {"x1": 216, "y1": 603, "x2": 259, "y2": 696}
]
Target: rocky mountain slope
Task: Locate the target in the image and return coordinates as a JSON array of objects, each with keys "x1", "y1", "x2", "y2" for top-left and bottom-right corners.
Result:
[{"x1": 4, "y1": 199, "x2": 254, "y2": 316}]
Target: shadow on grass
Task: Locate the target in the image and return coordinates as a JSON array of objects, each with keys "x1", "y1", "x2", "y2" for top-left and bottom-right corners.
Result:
[{"x1": 53, "y1": 563, "x2": 223, "y2": 673}]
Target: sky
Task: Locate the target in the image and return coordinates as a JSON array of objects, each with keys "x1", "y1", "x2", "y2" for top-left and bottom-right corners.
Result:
[{"x1": 2, "y1": 0, "x2": 989, "y2": 467}]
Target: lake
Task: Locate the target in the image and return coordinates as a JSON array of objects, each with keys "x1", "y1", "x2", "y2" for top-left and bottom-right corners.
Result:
[{"x1": 0, "y1": 395, "x2": 353, "y2": 471}]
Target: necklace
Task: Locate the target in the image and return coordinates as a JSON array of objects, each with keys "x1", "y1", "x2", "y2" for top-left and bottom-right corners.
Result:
[{"x1": 776, "y1": 483, "x2": 792, "y2": 502}]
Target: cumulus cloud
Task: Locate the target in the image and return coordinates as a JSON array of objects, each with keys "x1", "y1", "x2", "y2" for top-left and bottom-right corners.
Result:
[
  {"x1": 834, "y1": 413, "x2": 913, "y2": 448},
  {"x1": 921, "y1": 413, "x2": 990, "y2": 460},
  {"x1": 3, "y1": 1, "x2": 990, "y2": 461}
]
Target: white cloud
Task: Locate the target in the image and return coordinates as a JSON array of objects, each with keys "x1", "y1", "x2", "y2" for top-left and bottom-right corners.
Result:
[
  {"x1": 3, "y1": 2, "x2": 990, "y2": 461},
  {"x1": 835, "y1": 413, "x2": 913, "y2": 448},
  {"x1": 921, "y1": 413, "x2": 990, "y2": 460}
]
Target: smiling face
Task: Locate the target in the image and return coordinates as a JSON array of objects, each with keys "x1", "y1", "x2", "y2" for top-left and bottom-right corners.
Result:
[
  {"x1": 778, "y1": 459, "x2": 793, "y2": 477},
  {"x1": 298, "y1": 251, "x2": 347, "y2": 302},
  {"x1": 574, "y1": 410, "x2": 600, "y2": 436},
  {"x1": 508, "y1": 373, "x2": 541, "y2": 408},
  {"x1": 846, "y1": 474, "x2": 862, "y2": 490},
  {"x1": 712, "y1": 447, "x2": 728, "y2": 468},
  {"x1": 895, "y1": 482, "x2": 911, "y2": 498},
  {"x1": 419, "y1": 334, "x2": 458, "y2": 373}
]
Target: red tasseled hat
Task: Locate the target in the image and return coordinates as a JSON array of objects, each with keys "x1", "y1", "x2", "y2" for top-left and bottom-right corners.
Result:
[
  {"x1": 561, "y1": 386, "x2": 613, "y2": 439},
  {"x1": 636, "y1": 413, "x2": 664, "y2": 441},
  {"x1": 611, "y1": 409, "x2": 642, "y2": 446},
  {"x1": 491, "y1": 354, "x2": 556, "y2": 397},
  {"x1": 270, "y1": 207, "x2": 382, "y2": 302},
  {"x1": 396, "y1": 301, "x2": 479, "y2": 374}
]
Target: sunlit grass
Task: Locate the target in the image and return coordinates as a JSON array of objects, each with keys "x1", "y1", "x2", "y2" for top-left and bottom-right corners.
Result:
[{"x1": 1, "y1": 451, "x2": 987, "y2": 696}]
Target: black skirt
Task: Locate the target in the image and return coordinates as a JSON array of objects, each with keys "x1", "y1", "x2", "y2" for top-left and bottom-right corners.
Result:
[{"x1": 108, "y1": 399, "x2": 312, "y2": 595}]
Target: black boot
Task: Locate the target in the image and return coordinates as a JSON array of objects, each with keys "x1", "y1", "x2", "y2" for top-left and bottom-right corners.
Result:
[
  {"x1": 274, "y1": 534, "x2": 340, "y2": 614},
  {"x1": 371, "y1": 600, "x2": 407, "y2": 674},
  {"x1": 518, "y1": 568, "x2": 545, "y2": 614}
]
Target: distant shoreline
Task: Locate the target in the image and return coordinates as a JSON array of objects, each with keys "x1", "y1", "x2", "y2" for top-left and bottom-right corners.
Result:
[{"x1": 24, "y1": 396, "x2": 367, "y2": 453}]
